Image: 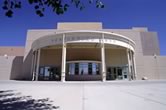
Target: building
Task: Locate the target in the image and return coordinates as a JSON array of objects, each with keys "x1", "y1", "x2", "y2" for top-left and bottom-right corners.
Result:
[{"x1": 0, "y1": 22, "x2": 166, "y2": 81}]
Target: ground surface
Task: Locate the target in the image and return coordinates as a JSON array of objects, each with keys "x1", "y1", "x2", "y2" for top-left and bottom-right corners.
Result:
[{"x1": 0, "y1": 80, "x2": 166, "y2": 110}]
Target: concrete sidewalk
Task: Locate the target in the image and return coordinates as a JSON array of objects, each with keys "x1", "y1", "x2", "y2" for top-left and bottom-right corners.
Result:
[{"x1": 0, "y1": 80, "x2": 166, "y2": 110}]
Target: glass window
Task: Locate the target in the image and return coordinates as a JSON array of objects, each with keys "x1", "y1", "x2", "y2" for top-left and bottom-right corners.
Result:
[
  {"x1": 44, "y1": 67, "x2": 50, "y2": 77},
  {"x1": 96, "y1": 65, "x2": 100, "y2": 75},
  {"x1": 79, "y1": 63, "x2": 84, "y2": 75},
  {"x1": 92, "y1": 63, "x2": 97, "y2": 75},
  {"x1": 39, "y1": 67, "x2": 44, "y2": 80},
  {"x1": 118, "y1": 68, "x2": 122, "y2": 76},
  {"x1": 69, "y1": 63, "x2": 75, "y2": 75},
  {"x1": 79, "y1": 63, "x2": 88, "y2": 75},
  {"x1": 75, "y1": 63, "x2": 79, "y2": 75},
  {"x1": 113, "y1": 68, "x2": 116, "y2": 74},
  {"x1": 88, "y1": 63, "x2": 92, "y2": 75},
  {"x1": 39, "y1": 67, "x2": 44, "y2": 76},
  {"x1": 38, "y1": 66, "x2": 61, "y2": 81},
  {"x1": 68, "y1": 62, "x2": 100, "y2": 76}
]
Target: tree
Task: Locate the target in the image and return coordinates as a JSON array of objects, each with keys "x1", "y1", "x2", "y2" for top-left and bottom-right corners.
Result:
[{"x1": 2, "y1": 0, "x2": 104, "y2": 17}]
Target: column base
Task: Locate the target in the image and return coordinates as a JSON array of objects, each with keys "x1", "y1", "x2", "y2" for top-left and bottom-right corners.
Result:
[
  {"x1": 35, "y1": 72, "x2": 38, "y2": 81},
  {"x1": 102, "y1": 72, "x2": 106, "y2": 82},
  {"x1": 61, "y1": 73, "x2": 66, "y2": 82},
  {"x1": 32, "y1": 72, "x2": 35, "y2": 81},
  {"x1": 128, "y1": 73, "x2": 133, "y2": 81}
]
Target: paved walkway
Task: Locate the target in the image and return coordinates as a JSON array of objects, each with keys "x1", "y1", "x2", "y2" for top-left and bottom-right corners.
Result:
[{"x1": 0, "y1": 80, "x2": 166, "y2": 110}]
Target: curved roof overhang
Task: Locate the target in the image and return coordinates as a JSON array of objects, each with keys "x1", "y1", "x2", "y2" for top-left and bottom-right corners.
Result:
[{"x1": 31, "y1": 30, "x2": 136, "y2": 52}]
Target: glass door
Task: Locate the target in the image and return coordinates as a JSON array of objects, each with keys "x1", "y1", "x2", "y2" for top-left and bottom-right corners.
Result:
[
  {"x1": 106, "y1": 67, "x2": 116, "y2": 80},
  {"x1": 79, "y1": 63, "x2": 88, "y2": 75},
  {"x1": 122, "y1": 67, "x2": 128, "y2": 80},
  {"x1": 67, "y1": 62, "x2": 100, "y2": 76},
  {"x1": 39, "y1": 66, "x2": 60, "y2": 81},
  {"x1": 117, "y1": 67, "x2": 123, "y2": 80},
  {"x1": 107, "y1": 66, "x2": 129, "y2": 80}
]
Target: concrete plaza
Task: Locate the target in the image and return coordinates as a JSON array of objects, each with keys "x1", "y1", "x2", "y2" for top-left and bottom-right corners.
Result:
[{"x1": 0, "y1": 80, "x2": 166, "y2": 110}]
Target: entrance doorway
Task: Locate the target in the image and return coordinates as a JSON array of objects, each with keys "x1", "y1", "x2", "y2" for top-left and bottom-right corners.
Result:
[
  {"x1": 67, "y1": 62, "x2": 100, "y2": 75},
  {"x1": 106, "y1": 66, "x2": 128, "y2": 80},
  {"x1": 38, "y1": 66, "x2": 61, "y2": 81},
  {"x1": 66, "y1": 61, "x2": 101, "y2": 81}
]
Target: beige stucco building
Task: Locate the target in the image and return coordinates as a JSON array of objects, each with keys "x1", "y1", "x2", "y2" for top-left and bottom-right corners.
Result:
[{"x1": 0, "y1": 22, "x2": 166, "y2": 81}]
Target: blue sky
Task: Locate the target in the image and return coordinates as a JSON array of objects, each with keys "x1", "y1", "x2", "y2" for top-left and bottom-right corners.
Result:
[{"x1": 0, "y1": 0, "x2": 166, "y2": 55}]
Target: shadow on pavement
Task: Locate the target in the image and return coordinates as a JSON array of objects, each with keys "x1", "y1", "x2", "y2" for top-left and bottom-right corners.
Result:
[{"x1": 0, "y1": 90, "x2": 59, "y2": 110}]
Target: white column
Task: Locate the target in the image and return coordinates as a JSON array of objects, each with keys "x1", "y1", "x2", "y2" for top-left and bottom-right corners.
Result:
[
  {"x1": 101, "y1": 34, "x2": 106, "y2": 82},
  {"x1": 129, "y1": 49, "x2": 134, "y2": 80},
  {"x1": 61, "y1": 34, "x2": 66, "y2": 82},
  {"x1": 31, "y1": 51, "x2": 35, "y2": 81},
  {"x1": 32, "y1": 50, "x2": 37, "y2": 81},
  {"x1": 132, "y1": 52, "x2": 137, "y2": 80},
  {"x1": 36, "y1": 49, "x2": 41, "y2": 81},
  {"x1": 127, "y1": 49, "x2": 131, "y2": 81}
]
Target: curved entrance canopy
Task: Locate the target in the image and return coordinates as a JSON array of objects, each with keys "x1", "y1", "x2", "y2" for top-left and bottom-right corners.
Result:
[
  {"x1": 31, "y1": 30, "x2": 135, "y2": 52},
  {"x1": 31, "y1": 30, "x2": 137, "y2": 82}
]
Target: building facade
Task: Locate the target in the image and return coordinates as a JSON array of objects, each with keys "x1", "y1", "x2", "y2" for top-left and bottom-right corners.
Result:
[{"x1": 0, "y1": 22, "x2": 166, "y2": 81}]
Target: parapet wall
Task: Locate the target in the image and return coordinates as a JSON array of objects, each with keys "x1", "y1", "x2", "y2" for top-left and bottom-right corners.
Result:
[
  {"x1": 136, "y1": 56, "x2": 166, "y2": 80},
  {"x1": 0, "y1": 56, "x2": 23, "y2": 80}
]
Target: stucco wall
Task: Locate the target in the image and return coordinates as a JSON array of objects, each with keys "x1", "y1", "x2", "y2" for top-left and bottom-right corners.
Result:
[
  {"x1": 154, "y1": 56, "x2": 166, "y2": 79},
  {"x1": 140, "y1": 32, "x2": 160, "y2": 55},
  {"x1": 24, "y1": 30, "x2": 57, "y2": 60},
  {"x1": 105, "y1": 49, "x2": 127, "y2": 66},
  {"x1": 67, "y1": 48, "x2": 101, "y2": 61},
  {"x1": 39, "y1": 48, "x2": 128, "y2": 68},
  {"x1": 40, "y1": 49, "x2": 62, "y2": 67},
  {"x1": 0, "y1": 47, "x2": 24, "y2": 56},
  {"x1": 57, "y1": 22, "x2": 102, "y2": 30},
  {"x1": 0, "y1": 56, "x2": 23, "y2": 80},
  {"x1": 135, "y1": 56, "x2": 166, "y2": 80},
  {"x1": 103, "y1": 29, "x2": 144, "y2": 55}
]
